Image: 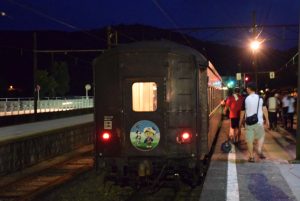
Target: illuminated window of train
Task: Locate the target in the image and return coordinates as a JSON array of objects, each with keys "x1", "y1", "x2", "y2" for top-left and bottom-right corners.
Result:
[{"x1": 132, "y1": 82, "x2": 157, "y2": 112}]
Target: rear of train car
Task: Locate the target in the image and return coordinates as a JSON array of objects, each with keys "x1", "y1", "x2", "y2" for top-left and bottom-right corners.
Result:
[{"x1": 93, "y1": 41, "x2": 224, "y2": 185}]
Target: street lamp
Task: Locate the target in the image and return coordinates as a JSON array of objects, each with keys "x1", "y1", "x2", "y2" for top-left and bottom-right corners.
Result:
[
  {"x1": 1, "y1": 11, "x2": 12, "y2": 19},
  {"x1": 8, "y1": 85, "x2": 15, "y2": 91},
  {"x1": 250, "y1": 40, "x2": 261, "y2": 52},
  {"x1": 85, "y1": 84, "x2": 91, "y2": 99}
]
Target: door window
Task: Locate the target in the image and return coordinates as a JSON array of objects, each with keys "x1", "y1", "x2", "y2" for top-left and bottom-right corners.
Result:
[{"x1": 132, "y1": 82, "x2": 157, "y2": 112}]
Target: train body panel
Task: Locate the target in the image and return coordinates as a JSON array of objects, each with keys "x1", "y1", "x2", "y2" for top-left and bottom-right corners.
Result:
[{"x1": 93, "y1": 41, "x2": 224, "y2": 184}]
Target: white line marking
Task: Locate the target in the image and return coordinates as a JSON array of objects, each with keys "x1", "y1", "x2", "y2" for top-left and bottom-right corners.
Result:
[{"x1": 226, "y1": 144, "x2": 240, "y2": 201}]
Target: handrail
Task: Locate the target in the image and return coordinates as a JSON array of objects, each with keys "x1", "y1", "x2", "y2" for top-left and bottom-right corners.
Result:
[{"x1": 0, "y1": 96, "x2": 93, "y2": 116}]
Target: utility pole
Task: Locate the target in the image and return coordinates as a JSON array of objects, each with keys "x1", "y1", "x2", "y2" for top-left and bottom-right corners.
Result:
[
  {"x1": 33, "y1": 32, "x2": 38, "y2": 117},
  {"x1": 296, "y1": 15, "x2": 300, "y2": 161},
  {"x1": 107, "y1": 26, "x2": 118, "y2": 49},
  {"x1": 252, "y1": 11, "x2": 258, "y2": 90}
]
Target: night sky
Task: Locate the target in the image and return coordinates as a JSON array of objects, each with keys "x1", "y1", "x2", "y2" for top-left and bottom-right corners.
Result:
[
  {"x1": 0, "y1": 0, "x2": 300, "y2": 96},
  {"x1": 1, "y1": 0, "x2": 299, "y2": 49}
]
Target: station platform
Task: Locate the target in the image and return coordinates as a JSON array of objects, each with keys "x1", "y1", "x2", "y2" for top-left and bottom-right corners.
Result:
[
  {"x1": 200, "y1": 119, "x2": 300, "y2": 201},
  {"x1": 0, "y1": 113, "x2": 94, "y2": 184},
  {"x1": 0, "y1": 114, "x2": 93, "y2": 142}
]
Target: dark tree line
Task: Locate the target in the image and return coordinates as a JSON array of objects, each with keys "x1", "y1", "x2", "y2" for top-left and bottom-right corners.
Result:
[{"x1": 36, "y1": 61, "x2": 70, "y2": 97}]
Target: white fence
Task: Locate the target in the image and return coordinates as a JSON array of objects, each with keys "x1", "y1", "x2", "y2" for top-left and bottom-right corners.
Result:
[{"x1": 0, "y1": 97, "x2": 93, "y2": 116}]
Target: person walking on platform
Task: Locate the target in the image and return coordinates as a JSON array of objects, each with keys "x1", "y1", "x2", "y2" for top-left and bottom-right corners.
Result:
[
  {"x1": 275, "y1": 93, "x2": 282, "y2": 124},
  {"x1": 239, "y1": 83, "x2": 270, "y2": 163},
  {"x1": 282, "y1": 93, "x2": 289, "y2": 129},
  {"x1": 224, "y1": 87, "x2": 243, "y2": 144},
  {"x1": 287, "y1": 95, "x2": 296, "y2": 130},
  {"x1": 267, "y1": 92, "x2": 280, "y2": 131}
]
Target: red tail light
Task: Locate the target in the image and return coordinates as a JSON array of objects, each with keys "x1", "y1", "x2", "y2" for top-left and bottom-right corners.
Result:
[
  {"x1": 182, "y1": 132, "x2": 191, "y2": 140},
  {"x1": 177, "y1": 131, "x2": 192, "y2": 144},
  {"x1": 101, "y1": 132, "x2": 111, "y2": 141}
]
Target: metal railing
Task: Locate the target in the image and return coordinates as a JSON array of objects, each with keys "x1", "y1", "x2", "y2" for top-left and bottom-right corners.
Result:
[{"x1": 0, "y1": 96, "x2": 93, "y2": 116}]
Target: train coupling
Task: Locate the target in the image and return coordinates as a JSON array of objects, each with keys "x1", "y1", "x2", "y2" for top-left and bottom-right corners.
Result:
[{"x1": 138, "y1": 160, "x2": 152, "y2": 177}]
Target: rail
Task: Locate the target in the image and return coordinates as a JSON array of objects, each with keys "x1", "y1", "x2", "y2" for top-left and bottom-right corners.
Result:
[{"x1": 0, "y1": 96, "x2": 93, "y2": 116}]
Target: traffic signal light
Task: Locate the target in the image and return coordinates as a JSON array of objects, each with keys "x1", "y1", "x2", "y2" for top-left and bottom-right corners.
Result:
[
  {"x1": 227, "y1": 80, "x2": 235, "y2": 88},
  {"x1": 245, "y1": 76, "x2": 249, "y2": 82}
]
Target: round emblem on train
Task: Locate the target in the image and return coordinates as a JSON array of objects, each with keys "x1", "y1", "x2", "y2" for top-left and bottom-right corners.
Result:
[{"x1": 130, "y1": 120, "x2": 160, "y2": 151}]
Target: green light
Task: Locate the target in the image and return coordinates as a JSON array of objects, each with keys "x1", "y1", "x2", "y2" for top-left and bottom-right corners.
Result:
[{"x1": 227, "y1": 80, "x2": 235, "y2": 88}]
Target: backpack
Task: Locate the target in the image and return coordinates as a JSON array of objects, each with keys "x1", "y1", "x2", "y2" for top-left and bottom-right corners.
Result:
[{"x1": 221, "y1": 140, "x2": 232, "y2": 153}]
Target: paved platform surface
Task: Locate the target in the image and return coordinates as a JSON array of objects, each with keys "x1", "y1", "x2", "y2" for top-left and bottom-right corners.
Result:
[
  {"x1": 0, "y1": 114, "x2": 93, "y2": 142},
  {"x1": 200, "y1": 119, "x2": 300, "y2": 201}
]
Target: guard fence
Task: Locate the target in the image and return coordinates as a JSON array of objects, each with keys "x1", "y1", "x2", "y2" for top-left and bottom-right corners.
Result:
[{"x1": 0, "y1": 97, "x2": 93, "y2": 116}]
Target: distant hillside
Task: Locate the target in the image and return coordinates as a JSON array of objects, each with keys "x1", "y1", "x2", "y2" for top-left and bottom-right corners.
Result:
[{"x1": 0, "y1": 24, "x2": 297, "y2": 96}]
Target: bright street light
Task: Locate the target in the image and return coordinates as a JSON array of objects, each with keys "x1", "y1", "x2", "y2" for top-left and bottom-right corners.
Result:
[
  {"x1": 1, "y1": 11, "x2": 13, "y2": 19},
  {"x1": 250, "y1": 40, "x2": 262, "y2": 52}
]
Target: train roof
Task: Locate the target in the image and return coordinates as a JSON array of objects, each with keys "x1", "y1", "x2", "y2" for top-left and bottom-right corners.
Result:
[
  {"x1": 99, "y1": 40, "x2": 209, "y2": 67},
  {"x1": 95, "y1": 40, "x2": 223, "y2": 81}
]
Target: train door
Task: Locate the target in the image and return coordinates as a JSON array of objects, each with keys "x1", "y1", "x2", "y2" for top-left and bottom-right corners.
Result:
[{"x1": 123, "y1": 78, "x2": 165, "y2": 155}]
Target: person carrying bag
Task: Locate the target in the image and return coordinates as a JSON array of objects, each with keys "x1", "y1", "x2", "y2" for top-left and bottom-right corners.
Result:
[
  {"x1": 245, "y1": 98, "x2": 260, "y2": 125},
  {"x1": 239, "y1": 83, "x2": 269, "y2": 163}
]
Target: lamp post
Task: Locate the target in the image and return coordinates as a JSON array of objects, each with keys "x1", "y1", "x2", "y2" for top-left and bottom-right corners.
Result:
[
  {"x1": 296, "y1": 16, "x2": 300, "y2": 161},
  {"x1": 250, "y1": 39, "x2": 261, "y2": 90},
  {"x1": 33, "y1": 32, "x2": 38, "y2": 116}
]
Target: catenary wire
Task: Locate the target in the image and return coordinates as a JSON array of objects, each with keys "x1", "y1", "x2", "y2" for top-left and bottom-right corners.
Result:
[
  {"x1": 4, "y1": 0, "x2": 106, "y2": 43},
  {"x1": 151, "y1": 0, "x2": 192, "y2": 47}
]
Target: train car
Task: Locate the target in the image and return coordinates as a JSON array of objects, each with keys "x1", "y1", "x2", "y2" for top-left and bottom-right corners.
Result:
[{"x1": 93, "y1": 41, "x2": 224, "y2": 186}]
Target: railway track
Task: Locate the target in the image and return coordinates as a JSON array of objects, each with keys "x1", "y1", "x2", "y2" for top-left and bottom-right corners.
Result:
[
  {"x1": 121, "y1": 182, "x2": 203, "y2": 201},
  {"x1": 0, "y1": 146, "x2": 93, "y2": 201}
]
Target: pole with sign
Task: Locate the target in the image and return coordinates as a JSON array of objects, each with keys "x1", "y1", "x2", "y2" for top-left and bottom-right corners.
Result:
[
  {"x1": 236, "y1": 73, "x2": 241, "y2": 87},
  {"x1": 85, "y1": 84, "x2": 91, "y2": 99},
  {"x1": 269, "y1": 71, "x2": 275, "y2": 79},
  {"x1": 296, "y1": 18, "x2": 300, "y2": 161},
  {"x1": 36, "y1": 85, "x2": 40, "y2": 101}
]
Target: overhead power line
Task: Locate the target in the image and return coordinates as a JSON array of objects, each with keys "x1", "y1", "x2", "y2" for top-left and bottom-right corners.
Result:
[
  {"x1": 151, "y1": 0, "x2": 192, "y2": 46},
  {"x1": 35, "y1": 49, "x2": 105, "y2": 53},
  {"x1": 151, "y1": 0, "x2": 178, "y2": 29},
  {"x1": 276, "y1": 52, "x2": 299, "y2": 73},
  {"x1": 167, "y1": 24, "x2": 298, "y2": 32},
  {"x1": 5, "y1": 0, "x2": 106, "y2": 43}
]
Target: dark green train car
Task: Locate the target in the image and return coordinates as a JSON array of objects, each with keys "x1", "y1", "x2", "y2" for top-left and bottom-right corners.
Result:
[{"x1": 93, "y1": 41, "x2": 224, "y2": 185}]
